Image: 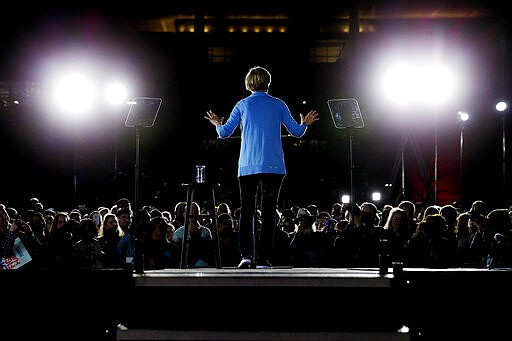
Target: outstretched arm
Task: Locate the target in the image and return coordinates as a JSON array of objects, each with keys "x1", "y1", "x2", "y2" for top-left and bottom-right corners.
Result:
[
  {"x1": 204, "y1": 109, "x2": 224, "y2": 127},
  {"x1": 300, "y1": 110, "x2": 320, "y2": 126}
]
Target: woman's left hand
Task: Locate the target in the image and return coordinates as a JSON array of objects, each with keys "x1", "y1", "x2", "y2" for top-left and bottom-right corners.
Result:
[{"x1": 300, "y1": 110, "x2": 319, "y2": 126}]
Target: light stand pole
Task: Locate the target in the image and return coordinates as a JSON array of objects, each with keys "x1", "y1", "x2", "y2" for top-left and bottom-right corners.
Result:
[
  {"x1": 400, "y1": 115, "x2": 406, "y2": 201},
  {"x1": 502, "y1": 114, "x2": 506, "y2": 203},
  {"x1": 73, "y1": 146, "x2": 78, "y2": 208},
  {"x1": 71, "y1": 125, "x2": 80, "y2": 209},
  {"x1": 496, "y1": 101, "x2": 508, "y2": 205},
  {"x1": 434, "y1": 112, "x2": 438, "y2": 205},
  {"x1": 457, "y1": 111, "x2": 469, "y2": 203},
  {"x1": 114, "y1": 122, "x2": 119, "y2": 174},
  {"x1": 459, "y1": 123, "x2": 464, "y2": 186}
]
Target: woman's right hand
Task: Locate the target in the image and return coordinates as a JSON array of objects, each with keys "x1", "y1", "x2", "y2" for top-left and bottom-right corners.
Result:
[{"x1": 204, "y1": 110, "x2": 224, "y2": 127}]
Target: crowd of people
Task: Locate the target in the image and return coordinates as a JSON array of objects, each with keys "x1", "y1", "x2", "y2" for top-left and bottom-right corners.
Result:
[{"x1": 1, "y1": 196, "x2": 512, "y2": 271}]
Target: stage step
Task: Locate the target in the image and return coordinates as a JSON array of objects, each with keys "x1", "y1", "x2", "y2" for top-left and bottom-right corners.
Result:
[{"x1": 116, "y1": 329, "x2": 411, "y2": 341}]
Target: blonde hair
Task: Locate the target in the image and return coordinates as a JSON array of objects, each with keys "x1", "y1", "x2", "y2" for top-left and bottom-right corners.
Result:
[{"x1": 245, "y1": 66, "x2": 271, "y2": 92}]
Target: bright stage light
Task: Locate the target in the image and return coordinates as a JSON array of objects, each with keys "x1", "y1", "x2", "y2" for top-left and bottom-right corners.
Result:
[
  {"x1": 52, "y1": 72, "x2": 96, "y2": 117},
  {"x1": 380, "y1": 60, "x2": 456, "y2": 108},
  {"x1": 105, "y1": 81, "x2": 128, "y2": 106},
  {"x1": 457, "y1": 111, "x2": 469, "y2": 122},
  {"x1": 372, "y1": 192, "x2": 381, "y2": 202},
  {"x1": 496, "y1": 101, "x2": 508, "y2": 112}
]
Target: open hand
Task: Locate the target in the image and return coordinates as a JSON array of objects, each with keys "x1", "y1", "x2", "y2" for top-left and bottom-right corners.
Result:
[
  {"x1": 204, "y1": 110, "x2": 224, "y2": 127},
  {"x1": 300, "y1": 110, "x2": 320, "y2": 126}
]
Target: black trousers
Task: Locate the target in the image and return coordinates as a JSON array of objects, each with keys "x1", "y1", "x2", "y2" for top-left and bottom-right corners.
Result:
[{"x1": 238, "y1": 173, "x2": 284, "y2": 262}]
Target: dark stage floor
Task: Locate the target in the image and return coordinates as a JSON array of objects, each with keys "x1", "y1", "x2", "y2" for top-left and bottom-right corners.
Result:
[{"x1": 2, "y1": 267, "x2": 511, "y2": 340}]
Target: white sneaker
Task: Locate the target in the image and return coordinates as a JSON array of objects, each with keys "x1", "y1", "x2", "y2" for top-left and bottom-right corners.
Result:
[
  {"x1": 256, "y1": 260, "x2": 272, "y2": 269},
  {"x1": 237, "y1": 258, "x2": 253, "y2": 269}
]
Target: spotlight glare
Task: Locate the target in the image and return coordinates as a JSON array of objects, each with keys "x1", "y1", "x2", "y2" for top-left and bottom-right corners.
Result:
[
  {"x1": 496, "y1": 101, "x2": 508, "y2": 112},
  {"x1": 457, "y1": 111, "x2": 469, "y2": 122},
  {"x1": 372, "y1": 192, "x2": 381, "y2": 201},
  {"x1": 52, "y1": 73, "x2": 96, "y2": 115},
  {"x1": 105, "y1": 82, "x2": 128, "y2": 106}
]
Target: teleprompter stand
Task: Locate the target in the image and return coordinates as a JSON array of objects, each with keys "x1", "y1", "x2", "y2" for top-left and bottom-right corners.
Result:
[
  {"x1": 327, "y1": 98, "x2": 364, "y2": 212},
  {"x1": 125, "y1": 97, "x2": 162, "y2": 274}
]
